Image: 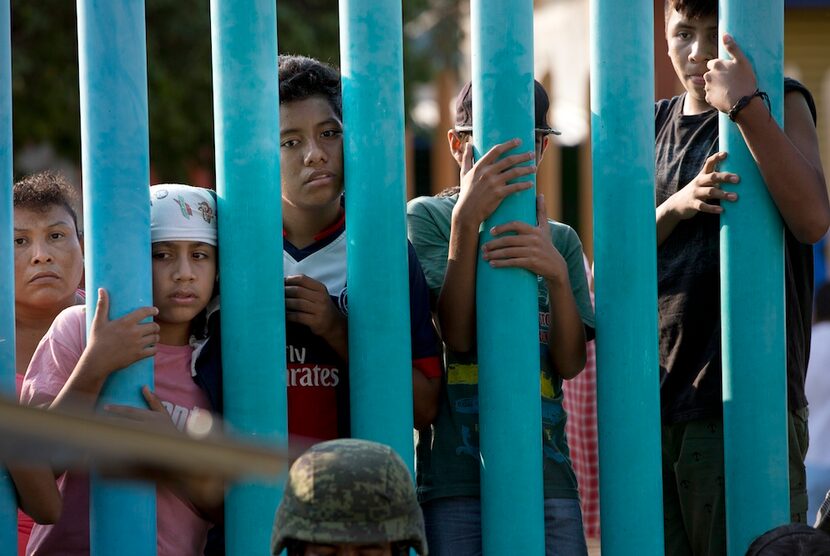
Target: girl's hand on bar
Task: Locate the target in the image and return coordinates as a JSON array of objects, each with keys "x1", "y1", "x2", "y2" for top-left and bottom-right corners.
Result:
[{"x1": 84, "y1": 288, "x2": 160, "y2": 379}]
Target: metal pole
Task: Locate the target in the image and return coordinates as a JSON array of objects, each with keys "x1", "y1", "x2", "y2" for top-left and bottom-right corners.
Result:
[
  {"x1": 719, "y1": 1, "x2": 788, "y2": 552},
  {"x1": 210, "y1": 0, "x2": 286, "y2": 553},
  {"x1": 470, "y1": 0, "x2": 544, "y2": 552},
  {"x1": 338, "y1": 0, "x2": 415, "y2": 468},
  {"x1": 77, "y1": 1, "x2": 156, "y2": 554},
  {"x1": 589, "y1": 0, "x2": 664, "y2": 554},
  {"x1": 0, "y1": 0, "x2": 17, "y2": 547}
]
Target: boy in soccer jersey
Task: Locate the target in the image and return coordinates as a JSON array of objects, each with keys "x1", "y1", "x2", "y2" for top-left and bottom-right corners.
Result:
[
  {"x1": 277, "y1": 55, "x2": 441, "y2": 442},
  {"x1": 656, "y1": 1, "x2": 829, "y2": 553}
]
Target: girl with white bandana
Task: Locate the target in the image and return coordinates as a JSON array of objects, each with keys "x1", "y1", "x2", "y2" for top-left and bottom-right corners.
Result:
[{"x1": 20, "y1": 184, "x2": 221, "y2": 556}]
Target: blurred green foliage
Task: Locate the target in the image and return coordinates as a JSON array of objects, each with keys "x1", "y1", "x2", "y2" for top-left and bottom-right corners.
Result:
[{"x1": 10, "y1": 0, "x2": 451, "y2": 182}]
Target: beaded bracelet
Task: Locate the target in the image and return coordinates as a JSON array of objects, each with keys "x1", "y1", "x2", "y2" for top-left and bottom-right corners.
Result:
[{"x1": 727, "y1": 89, "x2": 771, "y2": 122}]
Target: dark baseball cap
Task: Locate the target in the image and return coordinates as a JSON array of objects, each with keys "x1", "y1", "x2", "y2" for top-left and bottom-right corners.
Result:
[{"x1": 454, "y1": 79, "x2": 561, "y2": 136}]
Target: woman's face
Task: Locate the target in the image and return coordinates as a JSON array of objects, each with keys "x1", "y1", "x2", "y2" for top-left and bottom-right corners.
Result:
[{"x1": 13, "y1": 204, "x2": 83, "y2": 313}]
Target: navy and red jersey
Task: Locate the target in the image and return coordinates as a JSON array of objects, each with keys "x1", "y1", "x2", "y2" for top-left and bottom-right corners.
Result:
[
  {"x1": 283, "y1": 210, "x2": 441, "y2": 444},
  {"x1": 193, "y1": 210, "x2": 441, "y2": 444}
]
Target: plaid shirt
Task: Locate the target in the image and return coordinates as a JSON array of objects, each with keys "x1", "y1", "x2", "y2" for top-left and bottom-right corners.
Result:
[{"x1": 562, "y1": 257, "x2": 600, "y2": 539}]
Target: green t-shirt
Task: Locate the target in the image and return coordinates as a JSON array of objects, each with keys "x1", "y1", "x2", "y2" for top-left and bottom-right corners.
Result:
[{"x1": 406, "y1": 193, "x2": 596, "y2": 502}]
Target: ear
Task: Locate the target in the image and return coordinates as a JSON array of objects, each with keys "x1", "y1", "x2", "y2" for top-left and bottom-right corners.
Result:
[
  {"x1": 447, "y1": 129, "x2": 465, "y2": 167},
  {"x1": 538, "y1": 136, "x2": 551, "y2": 163}
]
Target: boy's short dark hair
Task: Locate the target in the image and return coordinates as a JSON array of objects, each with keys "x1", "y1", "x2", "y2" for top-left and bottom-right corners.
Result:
[
  {"x1": 815, "y1": 282, "x2": 830, "y2": 323},
  {"x1": 13, "y1": 171, "x2": 81, "y2": 237},
  {"x1": 278, "y1": 55, "x2": 342, "y2": 120},
  {"x1": 665, "y1": 0, "x2": 716, "y2": 19}
]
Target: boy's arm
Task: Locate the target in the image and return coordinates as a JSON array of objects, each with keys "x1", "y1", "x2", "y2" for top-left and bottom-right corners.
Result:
[
  {"x1": 406, "y1": 244, "x2": 444, "y2": 428},
  {"x1": 482, "y1": 196, "x2": 586, "y2": 378},
  {"x1": 412, "y1": 369, "x2": 441, "y2": 429},
  {"x1": 438, "y1": 139, "x2": 536, "y2": 352},
  {"x1": 704, "y1": 34, "x2": 829, "y2": 244},
  {"x1": 284, "y1": 275, "x2": 349, "y2": 360},
  {"x1": 51, "y1": 289, "x2": 159, "y2": 410}
]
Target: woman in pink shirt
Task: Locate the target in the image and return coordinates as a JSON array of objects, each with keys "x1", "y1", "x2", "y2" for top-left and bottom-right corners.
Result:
[{"x1": 11, "y1": 171, "x2": 84, "y2": 554}]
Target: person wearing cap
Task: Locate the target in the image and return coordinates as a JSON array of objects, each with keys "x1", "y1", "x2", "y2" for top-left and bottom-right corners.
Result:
[
  {"x1": 406, "y1": 81, "x2": 595, "y2": 555},
  {"x1": 19, "y1": 183, "x2": 221, "y2": 555},
  {"x1": 271, "y1": 438, "x2": 428, "y2": 556}
]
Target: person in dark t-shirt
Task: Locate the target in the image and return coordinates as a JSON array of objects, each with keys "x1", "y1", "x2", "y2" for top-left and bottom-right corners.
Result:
[{"x1": 656, "y1": 1, "x2": 829, "y2": 554}]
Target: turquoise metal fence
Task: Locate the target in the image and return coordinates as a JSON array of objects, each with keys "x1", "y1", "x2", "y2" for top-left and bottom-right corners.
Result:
[
  {"x1": 0, "y1": 0, "x2": 17, "y2": 548},
  {"x1": 339, "y1": 0, "x2": 416, "y2": 468},
  {"x1": 77, "y1": 0, "x2": 156, "y2": 554},
  {"x1": 471, "y1": 0, "x2": 546, "y2": 552},
  {"x1": 719, "y1": 1, "x2": 789, "y2": 553},
  {"x1": 210, "y1": 0, "x2": 287, "y2": 554},
  {"x1": 2, "y1": 1, "x2": 797, "y2": 554},
  {"x1": 590, "y1": 1, "x2": 665, "y2": 555}
]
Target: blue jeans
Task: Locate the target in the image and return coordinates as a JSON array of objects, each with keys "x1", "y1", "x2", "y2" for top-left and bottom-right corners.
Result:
[{"x1": 422, "y1": 496, "x2": 588, "y2": 556}]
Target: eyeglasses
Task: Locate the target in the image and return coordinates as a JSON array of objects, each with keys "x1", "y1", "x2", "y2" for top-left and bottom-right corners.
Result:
[{"x1": 453, "y1": 125, "x2": 561, "y2": 141}]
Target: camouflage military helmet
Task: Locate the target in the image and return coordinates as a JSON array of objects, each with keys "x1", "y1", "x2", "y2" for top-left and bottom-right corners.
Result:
[{"x1": 271, "y1": 438, "x2": 427, "y2": 555}]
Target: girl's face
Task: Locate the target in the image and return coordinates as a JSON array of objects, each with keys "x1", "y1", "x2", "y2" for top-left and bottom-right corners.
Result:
[
  {"x1": 14, "y1": 205, "x2": 83, "y2": 313},
  {"x1": 151, "y1": 240, "x2": 216, "y2": 330}
]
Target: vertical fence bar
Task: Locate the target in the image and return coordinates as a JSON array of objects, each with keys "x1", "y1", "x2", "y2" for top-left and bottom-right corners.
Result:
[
  {"x1": 719, "y1": 1, "x2": 788, "y2": 552},
  {"x1": 590, "y1": 0, "x2": 664, "y2": 554},
  {"x1": 470, "y1": 0, "x2": 545, "y2": 552},
  {"x1": 210, "y1": 0, "x2": 286, "y2": 553},
  {"x1": 77, "y1": 1, "x2": 156, "y2": 554},
  {"x1": 338, "y1": 0, "x2": 415, "y2": 467},
  {"x1": 0, "y1": 0, "x2": 17, "y2": 548}
]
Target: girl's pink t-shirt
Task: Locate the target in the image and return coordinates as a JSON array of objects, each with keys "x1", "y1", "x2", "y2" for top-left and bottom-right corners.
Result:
[{"x1": 20, "y1": 305, "x2": 213, "y2": 556}]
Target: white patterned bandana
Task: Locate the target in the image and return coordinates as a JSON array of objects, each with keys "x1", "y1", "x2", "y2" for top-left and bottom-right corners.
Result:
[{"x1": 150, "y1": 183, "x2": 217, "y2": 246}]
